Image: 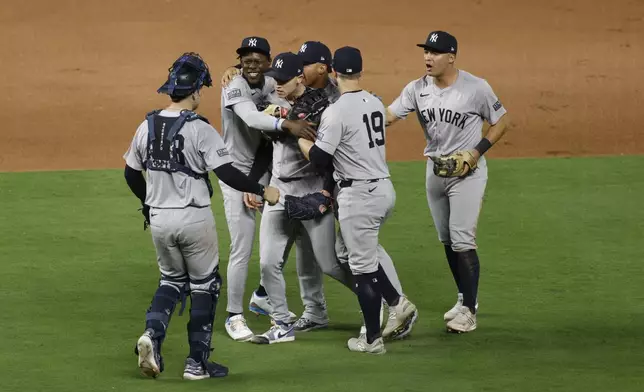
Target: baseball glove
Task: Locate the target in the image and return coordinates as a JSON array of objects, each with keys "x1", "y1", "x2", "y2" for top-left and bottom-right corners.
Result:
[
  {"x1": 284, "y1": 192, "x2": 333, "y2": 221},
  {"x1": 432, "y1": 150, "x2": 479, "y2": 178},
  {"x1": 287, "y1": 88, "x2": 329, "y2": 126},
  {"x1": 261, "y1": 104, "x2": 290, "y2": 118}
]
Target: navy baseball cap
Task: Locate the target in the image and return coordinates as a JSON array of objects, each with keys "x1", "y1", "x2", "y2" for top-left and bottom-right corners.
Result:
[
  {"x1": 298, "y1": 41, "x2": 332, "y2": 68},
  {"x1": 236, "y1": 36, "x2": 271, "y2": 57},
  {"x1": 332, "y1": 46, "x2": 362, "y2": 75},
  {"x1": 417, "y1": 31, "x2": 458, "y2": 54},
  {"x1": 266, "y1": 52, "x2": 303, "y2": 82}
]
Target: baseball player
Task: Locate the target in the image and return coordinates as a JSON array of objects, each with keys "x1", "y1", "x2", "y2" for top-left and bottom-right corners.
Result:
[
  {"x1": 219, "y1": 36, "x2": 314, "y2": 342},
  {"x1": 293, "y1": 42, "x2": 414, "y2": 337},
  {"x1": 221, "y1": 41, "x2": 342, "y2": 331},
  {"x1": 298, "y1": 46, "x2": 418, "y2": 354},
  {"x1": 386, "y1": 31, "x2": 510, "y2": 333},
  {"x1": 247, "y1": 52, "x2": 356, "y2": 344},
  {"x1": 123, "y1": 52, "x2": 280, "y2": 379}
]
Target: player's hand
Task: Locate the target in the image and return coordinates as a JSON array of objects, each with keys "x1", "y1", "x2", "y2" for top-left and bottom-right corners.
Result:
[
  {"x1": 263, "y1": 186, "x2": 280, "y2": 206},
  {"x1": 461, "y1": 149, "x2": 481, "y2": 175},
  {"x1": 243, "y1": 192, "x2": 264, "y2": 210},
  {"x1": 283, "y1": 119, "x2": 316, "y2": 141},
  {"x1": 221, "y1": 67, "x2": 241, "y2": 87},
  {"x1": 318, "y1": 190, "x2": 332, "y2": 213},
  {"x1": 140, "y1": 204, "x2": 151, "y2": 230}
]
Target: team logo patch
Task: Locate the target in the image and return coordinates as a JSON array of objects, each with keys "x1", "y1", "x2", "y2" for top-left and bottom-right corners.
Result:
[
  {"x1": 316, "y1": 131, "x2": 325, "y2": 140},
  {"x1": 217, "y1": 148, "x2": 230, "y2": 157},
  {"x1": 227, "y1": 88, "x2": 242, "y2": 100},
  {"x1": 493, "y1": 100, "x2": 503, "y2": 111}
]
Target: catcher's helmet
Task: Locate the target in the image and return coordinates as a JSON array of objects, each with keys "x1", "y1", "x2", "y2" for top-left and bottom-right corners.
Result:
[{"x1": 157, "y1": 52, "x2": 212, "y2": 98}]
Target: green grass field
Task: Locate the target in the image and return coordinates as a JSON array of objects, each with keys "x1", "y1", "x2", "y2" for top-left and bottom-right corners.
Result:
[{"x1": 1, "y1": 156, "x2": 643, "y2": 392}]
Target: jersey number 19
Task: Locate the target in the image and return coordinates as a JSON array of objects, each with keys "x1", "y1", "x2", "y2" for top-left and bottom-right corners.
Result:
[{"x1": 362, "y1": 112, "x2": 385, "y2": 149}]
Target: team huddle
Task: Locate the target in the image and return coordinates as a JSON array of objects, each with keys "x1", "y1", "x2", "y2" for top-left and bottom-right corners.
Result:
[{"x1": 123, "y1": 31, "x2": 510, "y2": 380}]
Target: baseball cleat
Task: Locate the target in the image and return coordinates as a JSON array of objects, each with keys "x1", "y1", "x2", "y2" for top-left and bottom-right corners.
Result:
[
  {"x1": 390, "y1": 309, "x2": 418, "y2": 340},
  {"x1": 136, "y1": 329, "x2": 162, "y2": 378},
  {"x1": 248, "y1": 292, "x2": 297, "y2": 323},
  {"x1": 182, "y1": 357, "x2": 229, "y2": 380},
  {"x1": 293, "y1": 317, "x2": 329, "y2": 332},
  {"x1": 382, "y1": 296, "x2": 417, "y2": 339},
  {"x1": 347, "y1": 336, "x2": 386, "y2": 355},
  {"x1": 225, "y1": 314, "x2": 254, "y2": 342},
  {"x1": 444, "y1": 293, "x2": 478, "y2": 322},
  {"x1": 446, "y1": 306, "x2": 477, "y2": 333},
  {"x1": 250, "y1": 322, "x2": 295, "y2": 344}
]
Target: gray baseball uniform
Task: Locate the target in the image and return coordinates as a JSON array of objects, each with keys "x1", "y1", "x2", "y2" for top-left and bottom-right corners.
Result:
[
  {"x1": 259, "y1": 90, "x2": 353, "y2": 324},
  {"x1": 315, "y1": 90, "x2": 399, "y2": 277},
  {"x1": 388, "y1": 70, "x2": 507, "y2": 251},
  {"x1": 297, "y1": 82, "x2": 405, "y2": 324},
  {"x1": 219, "y1": 75, "x2": 280, "y2": 314},
  {"x1": 123, "y1": 109, "x2": 232, "y2": 284}
]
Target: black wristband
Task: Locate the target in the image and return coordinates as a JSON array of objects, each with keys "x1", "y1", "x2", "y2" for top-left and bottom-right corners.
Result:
[
  {"x1": 474, "y1": 138, "x2": 493, "y2": 156},
  {"x1": 258, "y1": 184, "x2": 265, "y2": 197}
]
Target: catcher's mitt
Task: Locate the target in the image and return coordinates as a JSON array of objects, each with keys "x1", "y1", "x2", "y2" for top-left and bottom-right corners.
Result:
[
  {"x1": 284, "y1": 192, "x2": 333, "y2": 221},
  {"x1": 432, "y1": 150, "x2": 479, "y2": 178},
  {"x1": 287, "y1": 87, "x2": 329, "y2": 126}
]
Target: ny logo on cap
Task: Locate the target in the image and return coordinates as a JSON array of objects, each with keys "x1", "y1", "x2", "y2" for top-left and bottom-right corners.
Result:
[
  {"x1": 430, "y1": 33, "x2": 438, "y2": 43},
  {"x1": 300, "y1": 43, "x2": 307, "y2": 53},
  {"x1": 248, "y1": 38, "x2": 257, "y2": 47},
  {"x1": 275, "y1": 59, "x2": 284, "y2": 68}
]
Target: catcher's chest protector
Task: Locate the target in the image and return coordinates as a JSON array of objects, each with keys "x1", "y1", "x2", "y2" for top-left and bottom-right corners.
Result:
[{"x1": 145, "y1": 110, "x2": 213, "y2": 195}]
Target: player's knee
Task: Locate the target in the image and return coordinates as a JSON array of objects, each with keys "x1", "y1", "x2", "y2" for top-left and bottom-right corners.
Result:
[
  {"x1": 449, "y1": 229, "x2": 477, "y2": 252},
  {"x1": 259, "y1": 256, "x2": 284, "y2": 274},
  {"x1": 451, "y1": 241, "x2": 477, "y2": 253},
  {"x1": 160, "y1": 274, "x2": 188, "y2": 292},
  {"x1": 189, "y1": 269, "x2": 222, "y2": 296}
]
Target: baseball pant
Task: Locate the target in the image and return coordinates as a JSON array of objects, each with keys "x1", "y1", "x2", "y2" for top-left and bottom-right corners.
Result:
[
  {"x1": 219, "y1": 172, "x2": 270, "y2": 314},
  {"x1": 336, "y1": 179, "x2": 398, "y2": 275},
  {"x1": 425, "y1": 158, "x2": 488, "y2": 252},
  {"x1": 149, "y1": 206, "x2": 219, "y2": 281},
  {"x1": 259, "y1": 176, "x2": 352, "y2": 324}
]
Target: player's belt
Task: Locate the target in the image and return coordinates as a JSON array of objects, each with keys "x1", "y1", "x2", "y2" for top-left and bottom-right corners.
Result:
[{"x1": 338, "y1": 178, "x2": 382, "y2": 188}]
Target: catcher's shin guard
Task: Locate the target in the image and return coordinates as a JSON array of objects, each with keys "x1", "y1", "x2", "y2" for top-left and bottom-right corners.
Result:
[
  {"x1": 187, "y1": 270, "x2": 222, "y2": 361},
  {"x1": 145, "y1": 275, "x2": 187, "y2": 343}
]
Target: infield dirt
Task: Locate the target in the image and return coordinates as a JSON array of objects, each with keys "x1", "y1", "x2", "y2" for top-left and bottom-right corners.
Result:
[{"x1": 1, "y1": 0, "x2": 642, "y2": 172}]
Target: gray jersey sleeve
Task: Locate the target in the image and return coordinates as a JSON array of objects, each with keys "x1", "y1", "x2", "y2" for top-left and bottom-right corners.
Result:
[
  {"x1": 477, "y1": 80, "x2": 507, "y2": 125},
  {"x1": 388, "y1": 80, "x2": 417, "y2": 119},
  {"x1": 232, "y1": 100, "x2": 284, "y2": 131},
  {"x1": 197, "y1": 122, "x2": 234, "y2": 171},
  {"x1": 123, "y1": 122, "x2": 148, "y2": 170},
  {"x1": 223, "y1": 76, "x2": 253, "y2": 108},
  {"x1": 314, "y1": 106, "x2": 342, "y2": 155}
]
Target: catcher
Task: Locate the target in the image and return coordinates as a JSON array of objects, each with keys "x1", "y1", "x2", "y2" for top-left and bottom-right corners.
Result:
[{"x1": 240, "y1": 52, "x2": 355, "y2": 344}]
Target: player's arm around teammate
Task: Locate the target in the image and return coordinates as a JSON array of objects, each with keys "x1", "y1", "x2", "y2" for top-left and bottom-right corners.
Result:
[
  {"x1": 385, "y1": 31, "x2": 511, "y2": 333},
  {"x1": 219, "y1": 37, "x2": 313, "y2": 342}
]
